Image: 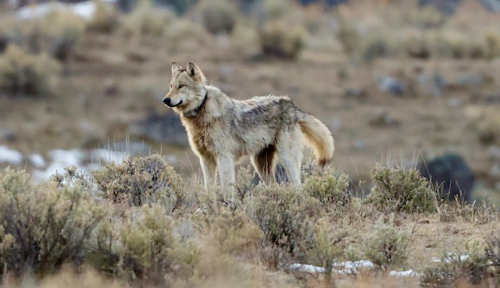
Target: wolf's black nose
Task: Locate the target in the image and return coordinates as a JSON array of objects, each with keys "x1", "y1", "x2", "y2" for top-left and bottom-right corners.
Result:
[{"x1": 163, "y1": 98, "x2": 171, "y2": 106}]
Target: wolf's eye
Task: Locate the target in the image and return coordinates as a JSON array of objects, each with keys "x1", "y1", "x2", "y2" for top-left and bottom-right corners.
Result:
[{"x1": 178, "y1": 84, "x2": 185, "y2": 89}]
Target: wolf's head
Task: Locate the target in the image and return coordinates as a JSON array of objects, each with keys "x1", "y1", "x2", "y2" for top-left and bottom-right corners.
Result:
[{"x1": 163, "y1": 61, "x2": 207, "y2": 115}]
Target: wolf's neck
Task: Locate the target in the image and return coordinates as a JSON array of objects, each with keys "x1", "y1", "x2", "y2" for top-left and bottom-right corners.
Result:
[
  {"x1": 196, "y1": 86, "x2": 230, "y2": 121},
  {"x1": 182, "y1": 89, "x2": 208, "y2": 119}
]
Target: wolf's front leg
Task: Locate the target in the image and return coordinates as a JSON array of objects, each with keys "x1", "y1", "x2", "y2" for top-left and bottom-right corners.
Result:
[
  {"x1": 200, "y1": 158, "x2": 217, "y2": 190},
  {"x1": 216, "y1": 155, "x2": 235, "y2": 188}
]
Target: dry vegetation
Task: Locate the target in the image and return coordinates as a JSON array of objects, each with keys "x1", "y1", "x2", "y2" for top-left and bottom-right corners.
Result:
[
  {"x1": 1, "y1": 155, "x2": 500, "y2": 287},
  {"x1": 0, "y1": 0, "x2": 499, "y2": 202},
  {"x1": 1, "y1": 0, "x2": 500, "y2": 286}
]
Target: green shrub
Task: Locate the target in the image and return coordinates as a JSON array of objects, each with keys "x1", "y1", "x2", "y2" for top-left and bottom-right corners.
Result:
[
  {"x1": 302, "y1": 168, "x2": 350, "y2": 208},
  {"x1": 86, "y1": 1, "x2": 120, "y2": 34},
  {"x1": 0, "y1": 168, "x2": 107, "y2": 276},
  {"x1": 335, "y1": 16, "x2": 359, "y2": 55},
  {"x1": 244, "y1": 183, "x2": 321, "y2": 257},
  {"x1": 485, "y1": 233, "x2": 500, "y2": 274},
  {"x1": 307, "y1": 221, "x2": 346, "y2": 285},
  {"x1": 1, "y1": 11, "x2": 85, "y2": 61},
  {"x1": 259, "y1": 20, "x2": 306, "y2": 60},
  {"x1": 363, "y1": 221, "x2": 409, "y2": 270},
  {"x1": 367, "y1": 164, "x2": 436, "y2": 213},
  {"x1": 421, "y1": 242, "x2": 489, "y2": 286},
  {"x1": 360, "y1": 34, "x2": 394, "y2": 62},
  {"x1": 486, "y1": 32, "x2": 500, "y2": 59},
  {"x1": 408, "y1": 6, "x2": 445, "y2": 29},
  {"x1": 93, "y1": 155, "x2": 186, "y2": 212},
  {"x1": 198, "y1": 0, "x2": 237, "y2": 35},
  {"x1": 88, "y1": 205, "x2": 199, "y2": 285},
  {"x1": 200, "y1": 208, "x2": 263, "y2": 256},
  {"x1": 51, "y1": 166, "x2": 96, "y2": 192},
  {"x1": 262, "y1": 0, "x2": 291, "y2": 20},
  {"x1": 122, "y1": 0, "x2": 175, "y2": 38},
  {"x1": 0, "y1": 44, "x2": 60, "y2": 96}
]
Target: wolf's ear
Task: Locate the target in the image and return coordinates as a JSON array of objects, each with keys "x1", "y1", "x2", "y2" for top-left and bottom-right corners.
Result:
[
  {"x1": 171, "y1": 61, "x2": 182, "y2": 74},
  {"x1": 187, "y1": 61, "x2": 206, "y2": 84}
]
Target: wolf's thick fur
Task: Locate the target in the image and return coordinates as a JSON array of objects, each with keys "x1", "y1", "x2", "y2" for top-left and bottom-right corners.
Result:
[{"x1": 163, "y1": 61, "x2": 334, "y2": 188}]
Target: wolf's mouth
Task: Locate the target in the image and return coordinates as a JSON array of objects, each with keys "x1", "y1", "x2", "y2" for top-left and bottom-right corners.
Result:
[{"x1": 167, "y1": 100, "x2": 183, "y2": 108}]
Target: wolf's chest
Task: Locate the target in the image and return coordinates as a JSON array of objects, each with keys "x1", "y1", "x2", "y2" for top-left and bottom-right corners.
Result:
[{"x1": 184, "y1": 121, "x2": 217, "y2": 161}]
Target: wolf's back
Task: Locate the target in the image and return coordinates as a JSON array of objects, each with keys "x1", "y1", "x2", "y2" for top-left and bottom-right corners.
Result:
[{"x1": 299, "y1": 114, "x2": 334, "y2": 167}]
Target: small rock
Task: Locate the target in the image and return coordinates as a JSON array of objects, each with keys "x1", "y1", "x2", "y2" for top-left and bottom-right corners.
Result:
[
  {"x1": 488, "y1": 146, "x2": 500, "y2": 160},
  {"x1": 485, "y1": 94, "x2": 500, "y2": 104},
  {"x1": 448, "y1": 98, "x2": 462, "y2": 107},
  {"x1": 130, "y1": 111, "x2": 189, "y2": 146},
  {"x1": 456, "y1": 74, "x2": 485, "y2": 87},
  {"x1": 378, "y1": 76, "x2": 405, "y2": 96},
  {"x1": 417, "y1": 72, "x2": 448, "y2": 97},
  {"x1": 126, "y1": 50, "x2": 148, "y2": 62},
  {"x1": 103, "y1": 79, "x2": 119, "y2": 96},
  {"x1": 0, "y1": 35, "x2": 9, "y2": 53},
  {"x1": 343, "y1": 88, "x2": 367, "y2": 100},
  {"x1": 418, "y1": 153, "x2": 475, "y2": 203},
  {"x1": 368, "y1": 109, "x2": 400, "y2": 127},
  {"x1": 354, "y1": 140, "x2": 365, "y2": 150},
  {"x1": 0, "y1": 128, "x2": 16, "y2": 141}
]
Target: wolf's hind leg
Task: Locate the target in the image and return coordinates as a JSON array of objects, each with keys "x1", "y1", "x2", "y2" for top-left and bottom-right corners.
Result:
[
  {"x1": 251, "y1": 144, "x2": 277, "y2": 184},
  {"x1": 277, "y1": 130, "x2": 303, "y2": 185}
]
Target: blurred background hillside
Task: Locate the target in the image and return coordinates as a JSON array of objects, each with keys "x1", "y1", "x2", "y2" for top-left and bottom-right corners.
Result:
[{"x1": 0, "y1": 0, "x2": 500, "y2": 201}]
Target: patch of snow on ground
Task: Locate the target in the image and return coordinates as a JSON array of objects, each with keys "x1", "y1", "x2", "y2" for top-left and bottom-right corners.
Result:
[
  {"x1": 289, "y1": 260, "x2": 421, "y2": 277},
  {"x1": 71, "y1": 1, "x2": 96, "y2": 20},
  {"x1": 17, "y1": 2, "x2": 68, "y2": 20},
  {"x1": 16, "y1": 0, "x2": 116, "y2": 21},
  {"x1": 389, "y1": 270, "x2": 421, "y2": 277},
  {"x1": 29, "y1": 154, "x2": 46, "y2": 168},
  {"x1": 288, "y1": 264, "x2": 326, "y2": 273},
  {"x1": 0, "y1": 145, "x2": 23, "y2": 165},
  {"x1": 49, "y1": 149, "x2": 85, "y2": 166},
  {"x1": 34, "y1": 149, "x2": 86, "y2": 180},
  {"x1": 91, "y1": 149, "x2": 129, "y2": 164},
  {"x1": 334, "y1": 260, "x2": 374, "y2": 272},
  {"x1": 432, "y1": 253, "x2": 469, "y2": 263}
]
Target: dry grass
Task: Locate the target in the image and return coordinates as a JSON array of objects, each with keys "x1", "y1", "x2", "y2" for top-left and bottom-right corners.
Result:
[
  {"x1": 2, "y1": 158, "x2": 500, "y2": 287},
  {"x1": 2, "y1": 3, "x2": 500, "y2": 285}
]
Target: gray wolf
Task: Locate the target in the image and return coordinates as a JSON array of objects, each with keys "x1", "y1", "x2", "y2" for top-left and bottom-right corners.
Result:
[{"x1": 163, "y1": 61, "x2": 334, "y2": 188}]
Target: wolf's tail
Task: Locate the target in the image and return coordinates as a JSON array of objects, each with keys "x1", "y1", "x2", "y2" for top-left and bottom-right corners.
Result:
[{"x1": 299, "y1": 114, "x2": 335, "y2": 167}]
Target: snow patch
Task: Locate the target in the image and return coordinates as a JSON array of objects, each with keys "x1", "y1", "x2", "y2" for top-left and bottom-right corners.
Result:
[
  {"x1": 34, "y1": 149, "x2": 86, "y2": 179},
  {"x1": 432, "y1": 253, "x2": 469, "y2": 263},
  {"x1": 91, "y1": 149, "x2": 129, "y2": 164},
  {"x1": 16, "y1": 0, "x2": 116, "y2": 21},
  {"x1": 29, "y1": 154, "x2": 46, "y2": 168},
  {"x1": 288, "y1": 264, "x2": 326, "y2": 273},
  {"x1": 289, "y1": 260, "x2": 421, "y2": 277},
  {"x1": 389, "y1": 270, "x2": 421, "y2": 277},
  {"x1": 0, "y1": 145, "x2": 23, "y2": 165}
]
